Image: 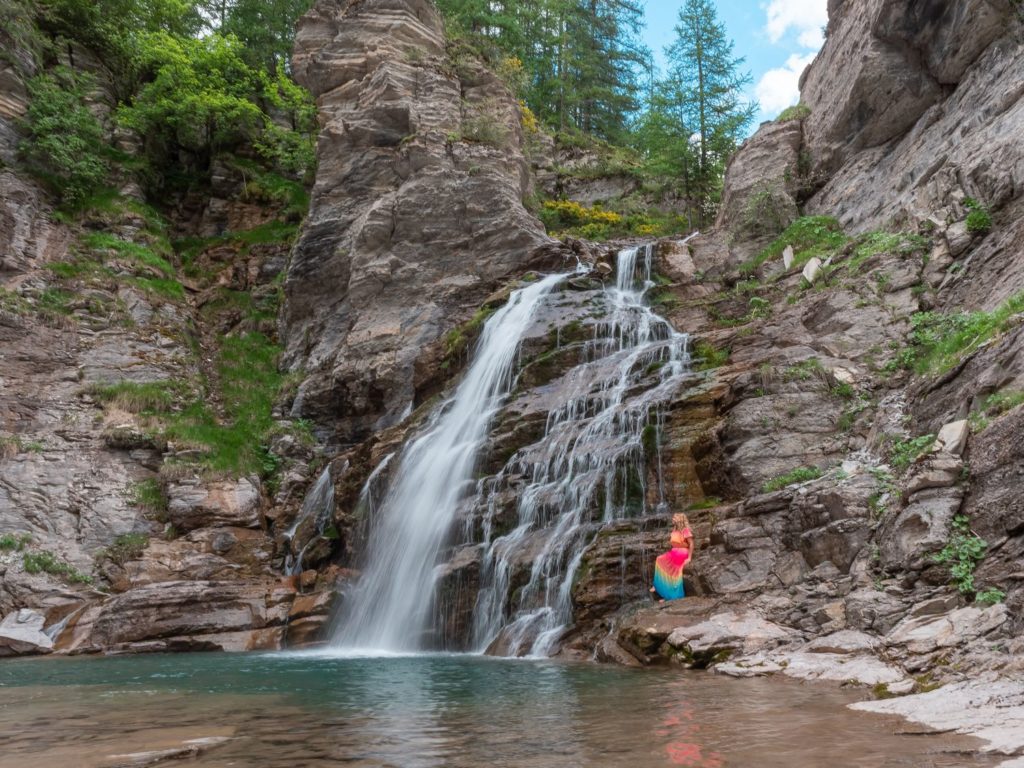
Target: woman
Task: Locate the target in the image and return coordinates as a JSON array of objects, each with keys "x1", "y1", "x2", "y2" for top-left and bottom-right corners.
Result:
[{"x1": 651, "y1": 513, "x2": 693, "y2": 602}]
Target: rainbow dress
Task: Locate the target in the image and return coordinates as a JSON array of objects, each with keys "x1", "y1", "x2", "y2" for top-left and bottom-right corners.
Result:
[{"x1": 653, "y1": 529, "x2": 691, "y2": 600}]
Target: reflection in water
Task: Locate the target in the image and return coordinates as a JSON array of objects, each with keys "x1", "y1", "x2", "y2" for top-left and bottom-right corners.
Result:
[{"x1": 0, "y1": 653, "x2": 1000, "y2": 768}]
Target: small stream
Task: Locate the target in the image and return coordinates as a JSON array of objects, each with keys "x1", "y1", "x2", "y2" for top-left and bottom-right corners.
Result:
[{"x1": 0, "y1": 653, "x2": 997, "y2": 768}]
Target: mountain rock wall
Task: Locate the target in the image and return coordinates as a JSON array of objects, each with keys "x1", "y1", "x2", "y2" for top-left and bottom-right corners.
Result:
[{"x1": 282, "y1": 0, "x2": 564, "y2": 446}]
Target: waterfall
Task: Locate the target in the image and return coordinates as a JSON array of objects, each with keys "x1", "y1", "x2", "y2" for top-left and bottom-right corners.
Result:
[
  {"x1": 285, "y1": 465, "x2": 335, "y2": 576},
  {"x1": 333, "y1": 273, "x2": 571, "y2": 652},
  {"x1": 469, "y1": 243, "x2": 692, "y2": 656}
]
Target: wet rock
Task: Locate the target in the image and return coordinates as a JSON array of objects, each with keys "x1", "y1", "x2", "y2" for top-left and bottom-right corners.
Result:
[
  {"x1": 852, "y1": 681, "x2": 1024, "y2": 756},
  {"x1": 844, "y1": 589, "x2": 909, "y2": 634},
  {"x1": 946, "y1": 222, "x2": 974, "y2": 258},
  {"x1": 0, "y1": 608, "x2": 54, "y2": 656},
  {"x1": 60, "y1": 580, "x2": 295, "y2": 653},
  {"x1": 774, "y1": 652, "x2": 905, "y2": 686},
  {"x1": 904, "y1": 452, "x2": 963, "y2": 495},
  {"x1": 802, "y1": 258, "x2": 822, "y2": 285},
  {"x1": 879, "y1": 487, "x2": 963, "y2": 572},
  {"x1": 716, "y1": 119, "x2": 802, "y2": 249}
]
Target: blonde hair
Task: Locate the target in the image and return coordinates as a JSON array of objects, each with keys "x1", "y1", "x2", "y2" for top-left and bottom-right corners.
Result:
[{"x1": 672, "y1": 512, "x2": 690, "y2": 531}]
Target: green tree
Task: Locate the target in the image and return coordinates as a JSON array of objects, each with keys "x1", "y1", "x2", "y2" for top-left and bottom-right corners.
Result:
[
  {"x1": 19, "y1": 67, "x2": 108, "y2": 205},
  {"x1": 117, "y1": 30, "x2": 266, "y2": 167},
  {"x1": 663, "y1": 0, "x2": 755, "y2": 222},
  {"x1": 220, "y1": 0, "x2": 315, "y2": 72}
]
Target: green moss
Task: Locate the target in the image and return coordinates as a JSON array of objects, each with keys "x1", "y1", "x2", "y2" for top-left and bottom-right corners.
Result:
[
  {"x1": 0, "y1": 533, "x2": 32, "y2": 551},
  {"x1": 762, "y1": 466, "x2": 823, "y2": 493},
  {"x1": 687, "y1": 497, "x2": 722, "y2": 511},
  {"x1": 163, "y1": 332, "x2": 284, "y2": 476},
  {"x1": 82, "y1": 232, "x2": 175, "y2": 277},
  {"x1": 131, "y1": 479, "x2": 168, "y2": 514},
  {"x1": 847, "y1": 231, "x2": 930, "y2": 272},
  {"x1": 101, "y1": 533, "x2": 150, "y2": 565},
  {"x1": 782, "y1": 358, "x2": 824, "y2": 382}
]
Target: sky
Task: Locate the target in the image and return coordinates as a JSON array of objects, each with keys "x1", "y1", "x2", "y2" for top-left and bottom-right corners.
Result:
[{"x1": 642, "y1": 0, "x2": 828, "y2": 127}]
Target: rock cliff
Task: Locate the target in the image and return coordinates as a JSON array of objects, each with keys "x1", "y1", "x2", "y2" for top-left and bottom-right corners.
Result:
[
  {"x1": 583, "y1": 0, "x2": 1024, "y2": 705},
  {"x1": 282, "y1": 0, "x2": 565, "y2": 445}
]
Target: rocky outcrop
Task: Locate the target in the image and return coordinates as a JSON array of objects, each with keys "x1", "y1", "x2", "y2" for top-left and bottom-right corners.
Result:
[
  {"x1": 283, "y1": 0, "x2": 561, "y2": 445},
  {"x1": 716, "y1": 119, "x2": 803, "y2": 251},
  {"x1": 804, "y1": 1, "x2": 1023, "y2": 243}
]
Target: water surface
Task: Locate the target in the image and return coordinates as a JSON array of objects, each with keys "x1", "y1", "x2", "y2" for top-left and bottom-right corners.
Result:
[{"x1": 0, "y1": 653, "x2": 995, "y2": 767}]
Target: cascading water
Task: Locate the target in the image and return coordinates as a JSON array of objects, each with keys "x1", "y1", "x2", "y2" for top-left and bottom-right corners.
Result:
[
  {"x1": 285, "y1": 465, "x2": 335, "y2": 576},
  {"x1": 333, "y1": 238, "x2": 697, "y2": 656},
  {"x1": 333, "y1": 273, "x2": 571, "y2": 652},
  {"x1": 469, "y1": 243, "x2": 693, "y2": 656}
]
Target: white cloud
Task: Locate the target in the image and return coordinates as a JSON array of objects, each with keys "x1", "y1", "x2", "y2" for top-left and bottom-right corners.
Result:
[
  {"x1": 764, "y1": 0, "x2": 828, "y2": 46},
  {"x1": 754, "y1": 52, "x2": 817, "y2": 114}
]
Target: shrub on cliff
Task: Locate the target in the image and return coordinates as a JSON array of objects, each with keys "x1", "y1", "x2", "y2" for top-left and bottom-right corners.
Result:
[{"x1": 19, "y1": 67, "x2": 108, "y2": 205}]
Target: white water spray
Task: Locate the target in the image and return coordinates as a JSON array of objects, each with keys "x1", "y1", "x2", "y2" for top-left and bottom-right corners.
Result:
[{"x1": 333, "y1": 273, "x2": 570, "y2": 652}]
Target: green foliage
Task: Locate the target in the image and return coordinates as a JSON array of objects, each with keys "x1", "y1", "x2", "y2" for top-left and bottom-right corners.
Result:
[
  {"x1": 131, "y1": 479, "x2": 168, "y2": 514},
  {"x1": 932, "y1": 515, "x2": 987, "y2": 596},
  {"x1": 23, "y1": 550, "x2": 93, "y2": 584},
  {"x1": 87, "y1": 380, "x2": 183, "y2": 413},
  {"x1": 975, "y1": 588, "x2": 1006, "y2": 605},
  {"x1": 776, "y1": 104, "x2": 811, "y2": 122},
  {"x1": 19, "y1": 67, "x2": 108, "y2": 205},
  {"x1": 217, "y1": 0, "x2": 315, "y2": 72},
  {"x1": 0, "y1": 533, "x2": 33, "y2": 551},
  {"x1": 634, "y1": 0, "x2": 755, "y2": 224},
  {"x1": 896, "y1": 291, "x2": 1024, "y2": 374},
  {"x1": 740, "y1": 216, "x2": 847, "y2": 275},
  {"x1": 163, "y1": 331, "x2": 284, "y2": 475},
  {"x1": 782, "y1": 358, "x2": 824, "y2": 382},
  {"x1": 888, "y1": 433, "x2": 935, "y2": 472},
  {"x1": 692, "y1": 340, "x2": 729, "y2": 371},
  {"x1": 437, "y1": 0, "x2": 648, "y2": 145},
  {"x1": 117, "y1": 31, "x2": 267, "y2": 157},
  {"x1": 762, "y1": 466, "x2": 824, "y2": 493},
  {"x1": 964, "y1": 197, "x2": 992, "y2": 234},
  {"x1": 101, "y1": 532, "x2": 150, "y2": 565}
]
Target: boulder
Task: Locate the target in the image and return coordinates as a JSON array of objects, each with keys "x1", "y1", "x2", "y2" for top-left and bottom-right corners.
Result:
[
  {"x1": 166, "y1": 477, "x2": 262, "y2": 531},
  {"x1": 665, "y1": 610, "x2": 794, "y2": 661},
  {"x1": 934, "y1": 420, "x2": 969, "y2": 456},
  {"x1": 879, "y1": 487, "x2": 963, "y2": 571},
  {"x1": 802, "y1": 257, "x2": 822, "y2": 285},
  {"x1": 885, "y1": 603, "x2": 1009, "y2": 655},
  {"x1": 0, "y1": 608, "x2": 54, "y2": 656}
]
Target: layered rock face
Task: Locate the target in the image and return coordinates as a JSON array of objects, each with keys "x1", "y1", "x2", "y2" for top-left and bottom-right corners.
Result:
[
  {"x1": 580, "y1": 0, "x2": 1024, "y2": 697},
  {"x1": 0, "y1": 33, "x2": 331, "y2": 653},
  {"x1": 283, "y1": 0, "x2": 559, "y2": 445}
]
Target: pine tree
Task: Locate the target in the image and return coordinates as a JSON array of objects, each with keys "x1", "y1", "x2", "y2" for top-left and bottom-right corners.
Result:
[{"x1": 663, "y1": 0, "x2": 756, "y2": 222}]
